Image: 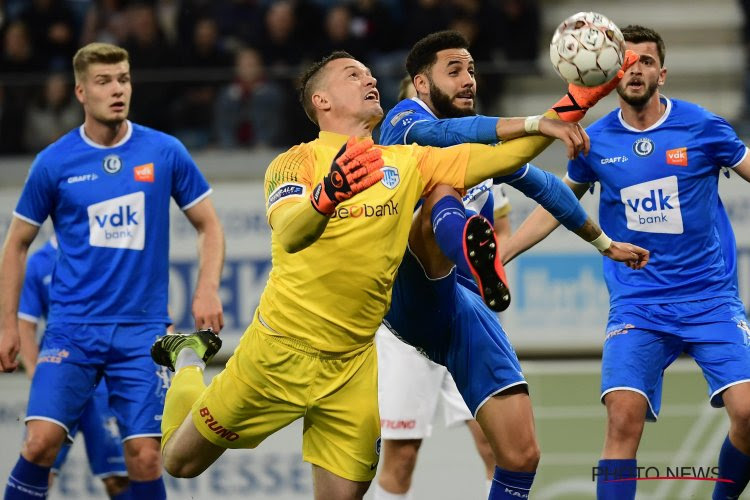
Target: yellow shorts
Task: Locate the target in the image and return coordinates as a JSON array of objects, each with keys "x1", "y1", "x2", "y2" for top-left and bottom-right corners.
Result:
[{"x1": 191, "y1": 318, "x2": 381, "y2": 482}]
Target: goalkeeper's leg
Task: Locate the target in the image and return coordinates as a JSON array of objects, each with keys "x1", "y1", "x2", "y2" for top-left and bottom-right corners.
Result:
[{"x1": 152, "y1": 332, "x2": 226, "y2": 477}]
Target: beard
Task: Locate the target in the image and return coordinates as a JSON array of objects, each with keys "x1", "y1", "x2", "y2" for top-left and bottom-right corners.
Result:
[
  {"x1": 616, "y1": 79, "x2": 659, "y2": 109},
  {"x1": 429, "y1": 80, "x2": 476, "y2": 118}
]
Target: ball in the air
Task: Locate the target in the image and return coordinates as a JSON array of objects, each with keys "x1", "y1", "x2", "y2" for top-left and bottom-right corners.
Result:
[{"x1": 549, "y1": 11, "x2": 625, "y2": 87}]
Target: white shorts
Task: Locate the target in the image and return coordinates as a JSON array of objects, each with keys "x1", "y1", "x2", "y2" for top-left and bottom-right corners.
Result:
[{"x1": 376, "y1": 324, "x2": 472, "y2": 439}]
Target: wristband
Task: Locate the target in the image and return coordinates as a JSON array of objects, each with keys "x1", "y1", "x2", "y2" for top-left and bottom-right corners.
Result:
[
  {"x1": 524, "y1": 115, "x2": 542, "y2": 133},
  {"x1": 590, "y1": 231, "x2": 613, "y2": 252}
]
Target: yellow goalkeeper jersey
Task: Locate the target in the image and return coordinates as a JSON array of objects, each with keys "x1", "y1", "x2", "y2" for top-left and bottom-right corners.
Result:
[{"x1": 258, "y1": 131, "x2": 469, "y2": 353}]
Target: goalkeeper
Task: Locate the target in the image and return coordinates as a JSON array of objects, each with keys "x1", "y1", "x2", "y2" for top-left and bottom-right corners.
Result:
[{"x1": 150, "y1": 49, "x2": 639, "y2": 500}]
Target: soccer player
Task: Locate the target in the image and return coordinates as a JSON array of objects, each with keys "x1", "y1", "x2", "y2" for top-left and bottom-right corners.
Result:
[
  {"x1": 377, "y1": 71, "x2": 509, "y2": 499},
  {"x1": 18, "y1": 237, "x2": 131, "y2": 499},
  {"x1": 0, "y1": 42, "x2": 224, "y2": 500},
  {"x1": 502, "y1": 25, "x2": 750, "y2": 500},
  {"x1": 150, "y1": 50, "x2": 635, "y2": 500},
  {"x1": 376, "y1": 30, "x2": 649, "y2": 500}
]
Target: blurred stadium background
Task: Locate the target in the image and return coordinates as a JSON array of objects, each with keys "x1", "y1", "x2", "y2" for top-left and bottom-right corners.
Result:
[{"x1": 1, "y1": 0, "x2": 749, "y2": 498}]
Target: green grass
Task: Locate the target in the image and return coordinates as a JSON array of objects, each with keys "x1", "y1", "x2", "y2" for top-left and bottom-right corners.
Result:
[{"x1": 525, "y1": 359, "x2": 726, "y2": 500}]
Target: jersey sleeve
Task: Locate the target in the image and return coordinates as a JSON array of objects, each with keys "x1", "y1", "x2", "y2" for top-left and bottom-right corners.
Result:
[
  {"x1": 264, "y1": 145, "x2": 316, "y2": 220},
  {"x1": 701, "y1": 113, "x2": 749, "y2": 169},
  {"x1": 567, "y1": 153, "x2": 598, "y2": 185},
  {"x1": 406, "y1": 115, "x2": 498, "y2": 147},
  {"x1": 169, "y1": 138, "x2": 212, "y2": 210},
  {"x1": 14, "y1": 156, "x2": 55, "y2": 226},
  {"x1": 18, "y1": 256, "x2": 45, "y2": 323},
  {"x1": 414, "y1": 144, "x2": 470, "y2": 195}
]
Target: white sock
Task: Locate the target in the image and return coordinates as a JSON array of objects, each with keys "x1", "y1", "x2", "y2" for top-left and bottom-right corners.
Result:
[
  {"x1": 373, "y1": 482, "x2": 412, "y2": 500},
  {"x1": 175, "y1": 347, "x2": 205, "y2": 371}
]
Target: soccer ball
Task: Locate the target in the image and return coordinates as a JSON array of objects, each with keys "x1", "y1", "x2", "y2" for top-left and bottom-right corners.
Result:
[{"x1": 549, "y1": 12, "x2": 625, "y2": 87}]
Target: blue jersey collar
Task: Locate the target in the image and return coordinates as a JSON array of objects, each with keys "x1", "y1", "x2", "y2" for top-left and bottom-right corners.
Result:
[
  {"x1": 617, "y1": 96, "x2": 672, "y2": 132},
  {"x1": 412, "y1": 97, "x2": 438, "y2": 120},
  {"x1": 78, "y1": 120, "x2": 133, "y2": 149}
]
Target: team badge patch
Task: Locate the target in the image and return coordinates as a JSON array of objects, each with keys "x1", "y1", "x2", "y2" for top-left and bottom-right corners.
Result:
[
  {"x1": 268, "y1": 183, "x2": 305, "y2": 208},
  {"x1": 381, "y1": 166, "x2": 400, "y2": 189},
  {"x1": 666, "y1": 147, "x2": 687, "y2": 166},
  {"x1": 632, "y1": 138, "x2": 654, "y2": 157},
  {"x1": 134, "y1": 163, "x2": 154, "y2": 182},
  {"x1": 102, "y1": 154, "x2": 122, "y2": 174}
]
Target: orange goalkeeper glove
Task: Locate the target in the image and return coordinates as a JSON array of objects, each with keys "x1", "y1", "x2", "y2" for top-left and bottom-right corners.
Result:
[
  {"x1": 311, "y1": 136, "x2": 385, "y2": 216},
  {"x1": 552, "y1": 49, "x2": 640, "y2": 122}
]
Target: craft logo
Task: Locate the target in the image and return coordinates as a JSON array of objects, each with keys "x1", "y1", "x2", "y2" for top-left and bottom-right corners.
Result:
[{"x1": 592, "y1": 465, "x2": 732, "y2": 484}]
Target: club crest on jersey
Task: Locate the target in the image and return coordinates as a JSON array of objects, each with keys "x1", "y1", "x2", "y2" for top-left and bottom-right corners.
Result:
[
  {"x1": 632, "y1": 138, "x2": 654, "y2": 157},
  {"x1": 381, "y1": 166, "x2": 400, "y2": 189},
  {"x1": 102, "y1": 154, "x2": 122, "y2": 174}
]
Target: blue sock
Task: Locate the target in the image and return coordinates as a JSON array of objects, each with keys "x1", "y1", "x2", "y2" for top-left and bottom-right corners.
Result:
[
  {"x1": 110, "y1": 486, "x2": 133, "y2": 500},
  {"x1": 489, "y1": 466, "x2": 535, "y2": 499},
  {"x1": 596, "y1": 459, "x2": 637, "y2": 500},
  {"x1": 4, "y1": 455, "x2": 50, "y2": 499},
  {"x1": 128, "y1": 478, "x2": 166, "y2": 500},
  {"x1": 713, "y1": 435, "x2": 750, "y2": 499},
  {"x1": 430, "y1": 195, "x2": 471, "y2": 277}
]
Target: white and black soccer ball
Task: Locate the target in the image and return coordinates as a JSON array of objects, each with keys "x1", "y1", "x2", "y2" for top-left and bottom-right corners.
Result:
[{"x1": 549, "y1": 11, "x2": 625, "y2": 87}]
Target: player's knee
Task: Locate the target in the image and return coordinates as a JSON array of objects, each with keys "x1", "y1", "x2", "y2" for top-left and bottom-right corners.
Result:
[
  {"x1": 606, "y1": 409, "x2": 643, "y2": 442},
  {"x1": 382, "y1": 440, "x2": 420, "y2": 484},
  {"x1": 21, "y1": 432, "x2": 63, "y2": 466},
  {"x1": 124, "y1": 440, "x2": 162, "y2": 479},
  {"x1": 502, "y1": 441, "x2": 540, "y2": 472},
  {"x1": 162, "y1": 454, "x2": 204, "y2": 479},
  {"x1": 102, "y1": 476, "x2": 130, "y2": 496}
]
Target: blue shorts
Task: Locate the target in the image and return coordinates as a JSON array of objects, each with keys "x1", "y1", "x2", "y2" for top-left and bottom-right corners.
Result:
[
  {"x1": 385, "y1": 249, "x2": 526, "y2": 415},
  {"x1": 52, "y1": 379, "x2": 127, "y2": 478},
  {"x1": 27, "y1": 322, "x2": 170, "y2": 440},
  {"x1": 602, "y1": 297, "x2": 750, "y2": 421}
]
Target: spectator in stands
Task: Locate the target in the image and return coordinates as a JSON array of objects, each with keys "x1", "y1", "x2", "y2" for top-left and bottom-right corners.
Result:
[
  {"x1": 124, "y1": 1, "x2": 174, "y2": 131},
  {"x1": 0, "y1": 21, "x2": 42, "y2": 153},
  {"x1": 171, "y1": 17, "x2": 233, "y2": 148},
  {"x1": 259, "y1": 0, "x2": 307, "y2": 73},
  {"x1": 314, "y1": 4, "x2": 367, "y2": 61},
  {"x1": 351, "y1": 0, "x2": 401, "y2": 54},
  {"x1": 18, "y1": 0, "x2": 77, "y2": 71},
  {"x1": 23, "y1": 73, "x2": 82, "y2": 153},
  {"x1": 214, "y1": 46, "x2": 286, "y2": 148},
  {"x1": 80, "y1": 0, "x2": 130, "y2": 46}
]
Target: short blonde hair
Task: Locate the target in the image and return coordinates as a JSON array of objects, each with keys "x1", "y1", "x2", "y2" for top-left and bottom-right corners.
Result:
[
  {"x1": 397, "y1": 75, "x2": 416, "y2": 101},
  {"x1": 73, "y1": 43, "x2": 129, "y2": 83}
]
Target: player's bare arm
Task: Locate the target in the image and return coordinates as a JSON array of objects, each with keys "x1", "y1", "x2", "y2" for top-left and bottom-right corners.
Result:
[
  {"x1": 184, "y1": 198, "x2": 225, "y2": 333},
  {"x1": 18, "y1": 318, "x2": 39, "y2": 379},
  {"x1": 501, "y1": 177, "x2": 649, "y2": 269},
  {"x1": 495, "y1": 117, "x2": 590, "y2": 160},
  {"x1": 0, "y1": 218, "x2": 40, "y2": 372}
]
